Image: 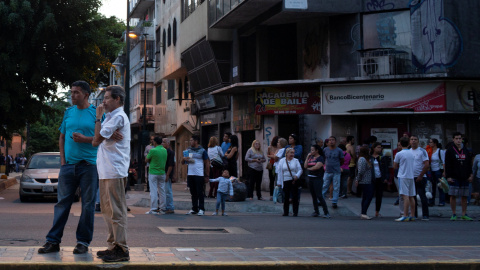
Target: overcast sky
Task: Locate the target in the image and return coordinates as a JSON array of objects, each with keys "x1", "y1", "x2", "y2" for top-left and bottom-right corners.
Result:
[{"x1": 99, "y1": 0, "x2": 127, "y2": 21}]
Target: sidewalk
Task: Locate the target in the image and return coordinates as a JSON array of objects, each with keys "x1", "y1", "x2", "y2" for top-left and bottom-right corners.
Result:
[
  {"x1": 0, "y1": 245, "x2": 479, "y2": 268},
  {"x1": 129, "y1": 181, "x2": 480, "y2": 218},
  {"x1": 2, "y1": 171, "x2": 480, "y2": 218}
]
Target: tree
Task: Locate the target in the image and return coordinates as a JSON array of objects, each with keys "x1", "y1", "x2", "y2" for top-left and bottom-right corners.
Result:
[
  {"x1": 0, "y1": 0, "x2": 125, "y2": 140},
  {"x1": 25, "y1": 99, "x2": 70, "y2": 156}
]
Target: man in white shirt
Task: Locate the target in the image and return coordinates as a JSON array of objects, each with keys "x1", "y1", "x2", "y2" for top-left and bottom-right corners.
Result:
[
  {"x1": 92, "y1": 85, "x2": 131, "y2": 262},
  {"x1": 394, "y1": 137, "x2": 415, "y2": 222},
  {"x1": 410, "y1": 135, "x2": 430, "y2": 220}
]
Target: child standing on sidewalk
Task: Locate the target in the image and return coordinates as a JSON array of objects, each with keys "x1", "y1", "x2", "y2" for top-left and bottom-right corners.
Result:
[{"x1": 210, "y1": 170, "x2": 234, "y2": 216}]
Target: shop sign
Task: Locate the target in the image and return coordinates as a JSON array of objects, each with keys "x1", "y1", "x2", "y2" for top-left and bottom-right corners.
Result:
[
  {"x1": 254, "y1": 87, "x2": 321, "y2": 115},
  {"x1": 321, "y1": 82, "x2": 446, "y2": 114}
]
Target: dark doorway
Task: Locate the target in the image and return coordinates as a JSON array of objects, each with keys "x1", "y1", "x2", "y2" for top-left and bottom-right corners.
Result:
[{"x1": 278, "y1": 115, "x2": 300, "y2": 141}]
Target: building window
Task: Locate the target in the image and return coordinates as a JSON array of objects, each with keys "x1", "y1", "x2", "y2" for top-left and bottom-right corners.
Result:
[
  {"x1": 162, "y1": 29, "x2": 167, "y2": 55},
  {"x1": 155, "y1": 27, "x2": 161, "y2": 64},
  {"x1": 168, "y1": 80, "x2": 175, "y2": 100},
  {"x1": 173, "y1": 18, "x2": 177, "y2": 46},
  {"x1": 178, "y1": 79, "x2": 183, "y2": 105},
  {"x1": 140, "y1": 88, "x2": 154, "y2": 105},
  {"x1": 362, "y1": 10, "x2": 411, "y2": 53},
  {"x1": 168, "y1": 24, "x2": 172, "y2": 47},
  {"x1": 182, "y1": 0, "x2": 205, "y2": 21},
  {"x1": 156, "y1": 84, "x2": 162, "y2": 104},
  {"x1": 184, "y1": 77, "x2": 189, "y2": 100}
]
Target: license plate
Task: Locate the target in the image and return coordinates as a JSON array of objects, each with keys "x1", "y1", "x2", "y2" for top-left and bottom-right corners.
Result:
[{"x1": 42, "y1": 186, "x2": 54, "y2": 192}]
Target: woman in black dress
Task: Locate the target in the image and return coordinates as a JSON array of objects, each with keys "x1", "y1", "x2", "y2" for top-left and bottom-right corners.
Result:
[{"x1": 225, "y1": 135, "x2": 239, "y2": 177}]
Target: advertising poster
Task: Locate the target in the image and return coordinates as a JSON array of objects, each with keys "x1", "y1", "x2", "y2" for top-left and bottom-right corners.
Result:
[
  {"x1": 254, "y1": 87, "x2": 321, "y2": 115},
  {"x1": 322, "y1": 82, "x2": 446, "y2": 114}
]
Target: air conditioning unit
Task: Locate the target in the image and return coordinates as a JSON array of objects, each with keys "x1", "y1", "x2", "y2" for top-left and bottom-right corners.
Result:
[{"x1": 360, "y1": 56, "x2": 394, "y2": 76}]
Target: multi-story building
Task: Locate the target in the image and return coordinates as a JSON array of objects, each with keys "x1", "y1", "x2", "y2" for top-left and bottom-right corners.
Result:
[{"x1": 206, "y1": 0, "x2": 480, "y2": 188}]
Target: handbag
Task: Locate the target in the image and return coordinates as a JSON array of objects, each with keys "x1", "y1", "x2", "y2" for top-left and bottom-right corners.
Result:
[
  {"x1": 217, "y1": 146, "x2": 228, "y2": 167},
  {"x1": 272, "y1": 185, "x2": 283, "y2": 204},
  {"x1": 438, "y1": 177, "x2": 449, "y2": 193},
  {"x1": 211, "y1": 158, "x2": 224, "y2": 169},
  {"x1": 266, "y1": 160, "x2": 273, "y2": 170}
]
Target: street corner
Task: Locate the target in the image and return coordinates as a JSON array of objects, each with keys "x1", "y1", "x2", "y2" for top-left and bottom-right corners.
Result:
[{"x1": 0, "y1": 177, "x2": 17, "y2": 193}]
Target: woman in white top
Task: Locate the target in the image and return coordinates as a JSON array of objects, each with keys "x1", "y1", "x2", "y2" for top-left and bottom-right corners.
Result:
[
  {"x1": 207, "y1": 136, "x2": 223, "y2": 198},
  {"x1": 428, "y1": 138, "x2": 446, "y2": 206},
  {"x1": 276, "y1": 148, "x2": 303, "y2": 216}
]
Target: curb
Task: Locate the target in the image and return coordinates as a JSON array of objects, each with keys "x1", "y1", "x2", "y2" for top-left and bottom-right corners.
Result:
[
  {"x1": 0, "y1": 261, "x2": 479, "y2": 270},
  {"x1": 132, "y1": 197, "x2": 356, "y2": 216},
  {"x1": 0, "y1": 177, "x2": 17, "y2": 193}
]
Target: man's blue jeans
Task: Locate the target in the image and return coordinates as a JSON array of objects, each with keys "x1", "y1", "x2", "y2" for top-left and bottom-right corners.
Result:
[
  {"x1": 46, "y1": 161, "x2": 98, "y2": 247},
  {"x1": 165, "y1": 178, "x2": 174, "y2": 211},
  {"x1": 322, "y1": 172, "x2": 341, "y2": 204}
]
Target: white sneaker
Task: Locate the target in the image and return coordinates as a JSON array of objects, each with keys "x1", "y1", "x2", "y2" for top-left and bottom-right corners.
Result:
[
  {"x1": 197, "y1": 210, "x2": 204, "y2": 216},
  {"x1": 145, "y1": 210, "x2": 159, "y2": 215},
  {"x1": 157, "y1": 210, "x2": 166, "y2": 215},
  {"x1": 212, "y1": 212, "x2": 217, "y2": 216},
  {"x1": 186, "y1": 210, "x2": 197, "y2": 215}
]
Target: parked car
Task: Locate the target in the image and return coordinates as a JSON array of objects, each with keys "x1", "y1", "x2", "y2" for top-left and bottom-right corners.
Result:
[{"x1": 19, "y1": 152, "x2": 80, "y2": 202}]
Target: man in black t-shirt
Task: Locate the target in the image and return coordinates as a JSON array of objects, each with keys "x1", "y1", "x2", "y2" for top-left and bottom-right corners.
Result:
[
  {"x1": 445, "y1": 132, "x2": 473, "y2": 221},
  {"x1": 162, "y1": 138, "x2": 176, "y2": 214}
]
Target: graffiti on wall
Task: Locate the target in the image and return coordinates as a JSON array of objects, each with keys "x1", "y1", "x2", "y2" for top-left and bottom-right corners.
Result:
[
  {"x1": 265, "y1": 126, "x2": 272, "y2": 147},
  {"x1": 350, "y1": 23, "x2": 361, "y2": 53},
  {"x1": 366, "y1": 0, "x2": 395, "y2": 11},
  {"x1": 409, "y1": 0, "x2": 463, "y2": 71}
]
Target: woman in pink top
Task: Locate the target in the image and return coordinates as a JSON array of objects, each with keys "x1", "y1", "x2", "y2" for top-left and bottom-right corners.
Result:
[{"x1": 338, "y1": 144, "x2": 352, "y2": 199}]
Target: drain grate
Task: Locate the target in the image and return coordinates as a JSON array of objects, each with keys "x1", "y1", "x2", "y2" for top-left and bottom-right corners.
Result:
[{"x1": 159, "y1": 227, "x2": 251, "y2": 235}]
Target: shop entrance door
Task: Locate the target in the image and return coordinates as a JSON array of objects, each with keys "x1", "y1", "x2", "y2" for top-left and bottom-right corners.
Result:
[{"x1": 278, "y1": 115, "x2": 300, "y2": 142}]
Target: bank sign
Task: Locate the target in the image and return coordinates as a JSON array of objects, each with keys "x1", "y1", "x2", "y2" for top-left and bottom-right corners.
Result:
[
  {"x1": 254, "y1": 87, "x2": 321, "y2": 115},
  {"x1": 321, "y1": 82, "x2": 446, "y2": 114}
]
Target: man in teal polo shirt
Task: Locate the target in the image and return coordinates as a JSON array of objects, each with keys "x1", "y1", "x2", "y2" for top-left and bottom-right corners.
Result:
[
  {"x1": 39, "y1": 81, "x2": 99, "y2": 255},
  {"x1": 146, "y1": 136, "x2": 168, "y2": 214}
]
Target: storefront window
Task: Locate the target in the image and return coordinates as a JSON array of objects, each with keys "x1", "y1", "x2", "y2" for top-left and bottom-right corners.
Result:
[{"x1": 362, "y1": 10, "x2": 411, "y2": 54}]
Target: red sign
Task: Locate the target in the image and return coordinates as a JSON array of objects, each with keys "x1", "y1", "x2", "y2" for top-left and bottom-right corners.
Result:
[{"x1": 255, "y1": 87, "x2": 321, "y2": 115}]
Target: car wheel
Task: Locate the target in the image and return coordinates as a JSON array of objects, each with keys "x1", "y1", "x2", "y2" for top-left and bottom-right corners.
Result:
[
  {"x1": 74, "y1": 187, "x2": 81, "y2": 202},
  {"x1": 19, "y1": 192, "x2": 29, "y2": 202}
]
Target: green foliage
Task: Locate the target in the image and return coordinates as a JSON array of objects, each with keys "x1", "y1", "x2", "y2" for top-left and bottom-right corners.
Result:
[
  {"x1": 25, "y1": 99, "x2": 70, "y2": 155},
  {"x1": 0, "y1": 0, "x2": 125, "y2": 140}
]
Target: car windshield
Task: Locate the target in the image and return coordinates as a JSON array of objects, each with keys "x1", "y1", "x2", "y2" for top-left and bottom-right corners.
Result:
[{"x1": 27, "y1": 155, "x2": 61, "y2": 169}]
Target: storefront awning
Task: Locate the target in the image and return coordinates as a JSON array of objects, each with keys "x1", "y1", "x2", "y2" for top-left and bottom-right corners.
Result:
[{"x1": 210, "y1": 79, "x2": 324, "y2": 95}]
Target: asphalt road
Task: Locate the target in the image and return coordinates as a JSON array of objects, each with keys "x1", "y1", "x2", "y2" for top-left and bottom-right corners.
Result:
[{"x1": 1, "y1": 182, "x2": 479, "y2": 249}]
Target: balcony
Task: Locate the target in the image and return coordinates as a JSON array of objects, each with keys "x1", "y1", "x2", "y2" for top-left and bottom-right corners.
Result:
[
  {"x1": 130, "y1": 105, "x2": 155, "y2": 125},
  {"x1": 129, "y1": 0, "x2": 154, "y2": 19}
]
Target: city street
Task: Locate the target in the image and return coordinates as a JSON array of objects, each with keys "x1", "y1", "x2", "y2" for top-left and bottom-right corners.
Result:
[{"x1": 1, "y1": 177, "x2": 479, "y2": 249}]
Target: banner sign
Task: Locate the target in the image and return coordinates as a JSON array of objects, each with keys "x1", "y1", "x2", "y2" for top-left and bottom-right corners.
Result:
[
  {"x1": 321, "y1": 82, "x2": 446, "y2": 114},
  {"x1": 254, "y1": 87, "x2": 321, "y2": 115}
]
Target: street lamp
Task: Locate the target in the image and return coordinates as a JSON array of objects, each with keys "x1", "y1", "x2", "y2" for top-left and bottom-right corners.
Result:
[{"x1": 129, "y1": 31, "x2": 149, "y2": 191}]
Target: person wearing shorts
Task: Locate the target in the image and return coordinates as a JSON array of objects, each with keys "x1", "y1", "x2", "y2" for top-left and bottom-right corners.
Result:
[
  {"x1": 394, "y1": 137, "x2": 415, "y2": 222},
  {"x1": 445, "y1": 132, "x2": 474, "y2": 221},
  {"x1": 472, "y1": 154, "x2": 480, "y2": 205}
]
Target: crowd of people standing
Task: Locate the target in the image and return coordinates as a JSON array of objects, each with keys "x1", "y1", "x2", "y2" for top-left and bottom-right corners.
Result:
[{"x1": 181, "y1": 130, "x2": 479, "y2": 221}]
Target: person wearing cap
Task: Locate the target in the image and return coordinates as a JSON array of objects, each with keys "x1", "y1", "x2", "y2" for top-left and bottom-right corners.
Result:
[{"x1": 39, "y1": 81, "x2": 102, "y2": 255}]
